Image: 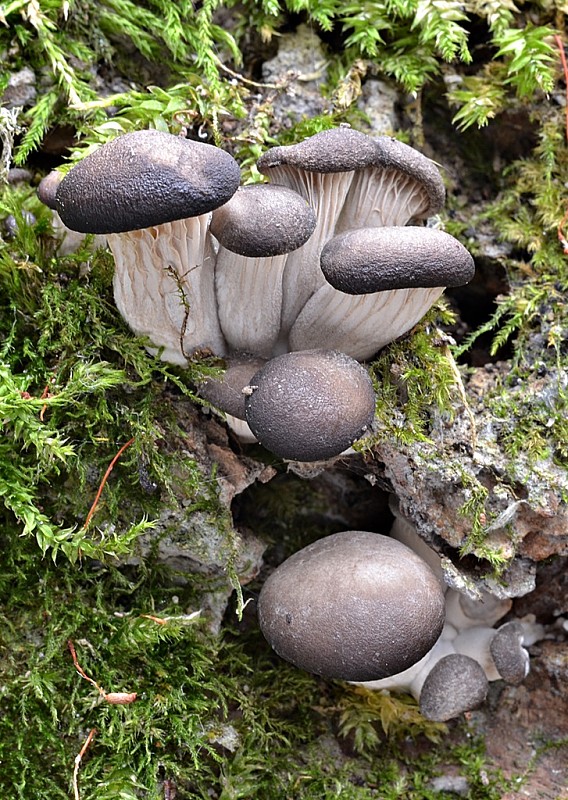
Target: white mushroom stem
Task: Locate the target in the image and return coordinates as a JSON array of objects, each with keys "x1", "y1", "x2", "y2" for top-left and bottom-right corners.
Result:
[
  {"x1": 214, "y1": 248, "x2": 286, "y2": 358},
  {"x1": 265, "y1": 170, "x2": 355, "y2": 348},
  {"x1": 335, "y1": 167, "x2": 436, "y2": 231},
  {"x1": 444, "y1": 587, "x2": 512, "y2": 631},
  {"x1": 452, "y1": 626, "x2": 502, "y2": 681},
  {"x1": 219, "y1": 413, "x2": 258, "y2": 443},
  {"x1": 110, "y1": 216, "x2": 227, "y2": 366},
  {"x1": 289, "y1": 285, "x2": 444, "y2": 361}
]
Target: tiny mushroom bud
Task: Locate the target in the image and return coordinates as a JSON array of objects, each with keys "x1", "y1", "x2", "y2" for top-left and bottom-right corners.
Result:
[
  {"x1": 244, "y1": 349, "x2": 376, "y2": 461},
  {"x1": 37, "y1": 170, "x2": 63, "y2": 210},
  {"x1": 419, "y1": 654, "x2": 489, "y2": 722},
  {"x1": 53, "y1": 130, "x2": 241, "y2": 364},
  {"x1": 257, "y1": 531, "x2": 446, "y2": 681},
  {"x1": 211, "y1": 184, "x2": 317, "y2": 357},
  {"x1": 489, "y1": 621, "x2": 531, "y2": 685}
]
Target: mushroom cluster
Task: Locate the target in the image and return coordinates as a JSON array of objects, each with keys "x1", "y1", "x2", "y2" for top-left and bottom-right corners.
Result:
[
  {"x1": 356, "y1": 515, "x2": 545, "y2": 720},
  {"x1": 258, "y1": 518, "x2": 544, "y2": 721},
  {"x1": 40, "y1": 125, "x2": 474, "y2": 461}
]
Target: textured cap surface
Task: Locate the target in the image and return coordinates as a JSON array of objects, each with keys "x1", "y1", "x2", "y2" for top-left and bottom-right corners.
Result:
[
  {"x1": 55, "y1": 130, "x2": 241, "y2": 233},
  {"x1": 320, "y1": 226, "x2": 475, "y2": 294},
  {"x1": 210, "y1": 184, "x2": 316, "y2": 257},
  {"x1": 420, "y1": 654, "x2": 489, "y2": 721},
  {"x1": 489, "y1": 621, "x2": 529, "y2": 685},
  {"x1": 257, "y1": 126, "x2": 380, "y2": 175},
  {"x1": 258, "y1": 530, "x2": 446, "y2": 681},
  {"x1": 244, "y1": 349, "x2": 375, "y2": 462}
]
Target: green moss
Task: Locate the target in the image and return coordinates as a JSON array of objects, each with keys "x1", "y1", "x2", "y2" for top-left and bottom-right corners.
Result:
[
  {"x1": 364, "y1": 302, "x2": 462, "y2": 447},
  {"x1": 0, "y1": 529, "x2": 512, "y2": 798}
]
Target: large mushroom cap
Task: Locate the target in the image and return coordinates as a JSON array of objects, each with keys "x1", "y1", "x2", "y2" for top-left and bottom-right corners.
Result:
[
  {"x1": 55, "y1": 130, "x2": 241, "y2": 234},
  {"x1": 320, "y1": 226, "x2": 475, "y2": 294},
  {"x1": 209, "y1": 184, "x2": 317, "y2": 257},
  {"x1": 244, "y1": 349, "x2": 376, "y2": 462},
  {"x1": 258, "y1": 531, "x2": 446, "y2": 681}
]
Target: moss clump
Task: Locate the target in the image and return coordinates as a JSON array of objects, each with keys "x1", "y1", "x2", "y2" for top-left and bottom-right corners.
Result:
[
  {"x1": 0, "y1": 184, "x2": 227, "y2": 562},
  {"x1": 0, "y1": 532, "x2": 511, "y2": 799}
]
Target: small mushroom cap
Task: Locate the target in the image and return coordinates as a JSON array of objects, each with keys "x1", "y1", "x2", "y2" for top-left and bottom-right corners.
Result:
[
  {"x1": 37, "y1": 170, "x2": 63, "y2": 210},
  {"x1": 489, "y1": 621, "x2": 530, "y2": 685},
  {"x1": 198, "y1": 355, "x2": 267, "y2": 420},
  {"x1": 55, "y1": 130, "x2": 241, "y2": 234},
  {"x1": 209, "y1": 184, "x2": 317, "y2": 257},
  {"x1": 258, "y1": 531, "x2": 446, "y2": 681},
  {"x1": 244, "y1": 349, "x2": 376, "y2": 462},
  {"x1": 320, "y1": 227, "x2": 475, "y2": 294},
  {"x1": 419, "y1": 654, "x2": 489, "y2": 721}
]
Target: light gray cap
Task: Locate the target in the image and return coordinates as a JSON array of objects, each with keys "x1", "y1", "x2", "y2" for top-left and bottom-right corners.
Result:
[
  {"x1": 420, "y1": 654, "x2": 489, "y2": 721},
  {"x1": 320, "y1": 226, "x2": 475, "y2": 294},
  {"x1": 209, "y1": 184, "x2": 317, "y2": 257},
  {"x1": 258, "y1": 531, "x2": 446, "y2": 681},
  {"x1": 244, "y1": 349, "x2": 376, "y2": 462},
  {"x1": 55, "y1": 130, "x2": 241, "y2": 234},
  {"x1": 489, "y1": 621, "x2": 530, "y2": 685},
  {"x1": 198, "y1": 354, "x2": 266, "y2": 420},
  {"x1": 257, "y1": 126, "x2": 445, "y2": 217}
]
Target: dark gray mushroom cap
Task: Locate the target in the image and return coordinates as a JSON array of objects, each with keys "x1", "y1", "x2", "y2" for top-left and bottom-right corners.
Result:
[
  {"x1": 257, "y1": 127, "x2": 445, "y2": 217},
  {"x1": 320, "y1": 226, "x2": 475, "y2": 294},
  {"x1": 37, "y1": 170, "x2": 63, "y2": 210},
  {"x1": 244, "y1": 349, "x2": 376, "y2": 462},
  {"x1": 257, "y1": 530, "x2": 446, "y2": 681},
  {"x1": 198, "y1": 354, "x2": 267, "y2": 420},
  {"x1": 55, "y1": 130, "x2": 241, "y2": 234},
  {"x1": 257, "y1": 126, "x2": 379, "y2": 175},
  {"x1": 489, "y1": 621, "x2": 529, "y2": 685},
  {"x1": 209, "y1": 184, "x2": 317, "y2": 257},
  {"x1": 420, "y1": 654, "x2": 489, "y2": 721}
]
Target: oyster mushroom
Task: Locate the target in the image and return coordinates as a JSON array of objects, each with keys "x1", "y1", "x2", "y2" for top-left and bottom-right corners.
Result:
[
  {"x1": 357, "y1": 513, "x2": 545, "y2": 720},
  {"x1": 257, "y1": 530, "x2": 446, "y2": 681},
  {"x1": 210, "y1": 184, "x2": 316, "y2": 358},
  {"x1": 419, "y1": 654, "x2": 489, "y2": 721},
  {"x1": 256, "y1": 126, "x2": 447, "y2": 353},
  {"x1": 243, "y1": 349, "x2": 376, "y2": 462},
  {"x1": 291, "y1": 226, "x2": 475, "y2": 360},
  {"x1": 54, "y1": 130, "x2": 241, "y2": 364}
]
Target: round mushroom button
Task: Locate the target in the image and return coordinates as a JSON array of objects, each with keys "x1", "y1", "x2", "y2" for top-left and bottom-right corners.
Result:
[
  {"x1": 244, "y1": 349, "x2": 376, "y2": 462},
  {"x1": 257, "y1": 531, "x2": 446, "y2": 682}
]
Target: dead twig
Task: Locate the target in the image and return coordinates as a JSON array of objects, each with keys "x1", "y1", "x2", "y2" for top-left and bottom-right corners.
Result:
[
  {"x1": 72, "y1": 728, "x2": 96, "y2": 800},
  {"x1": 82, "y1": 437, "x2": 135, "y2": 529},
  {"x1": 68, "y1": 639, "x2": 137, "y2": 705}
]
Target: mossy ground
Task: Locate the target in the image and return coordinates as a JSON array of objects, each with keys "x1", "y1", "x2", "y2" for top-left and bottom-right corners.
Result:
[{"x1": 2, "y1": 1, "x2": 568, "y2": 796}]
